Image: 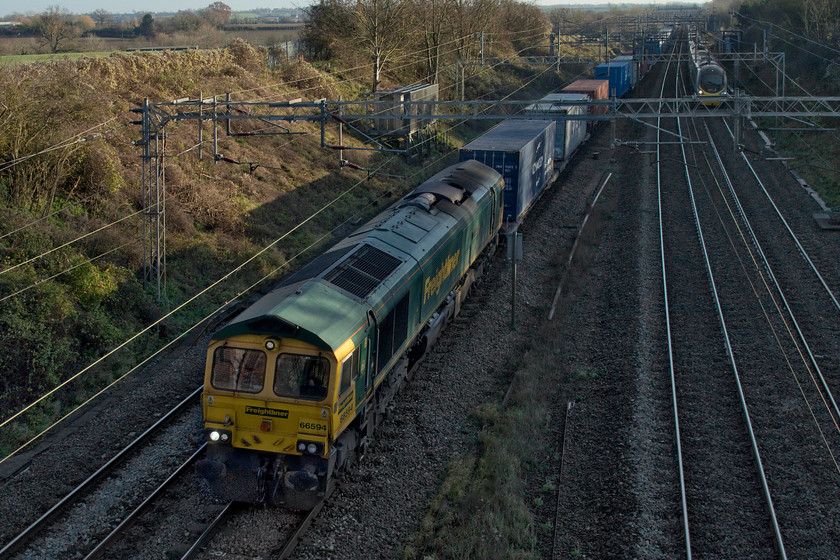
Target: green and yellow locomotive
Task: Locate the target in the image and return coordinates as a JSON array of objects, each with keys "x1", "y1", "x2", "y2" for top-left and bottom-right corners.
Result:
[{"x1": 197, "y1": 160, "x2": 504, "y2": 509}]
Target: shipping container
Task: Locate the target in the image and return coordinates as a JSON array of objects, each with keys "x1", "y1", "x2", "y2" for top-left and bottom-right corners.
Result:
[
  {"x1": 561, "y1": 79, "x2": 609, "y2": 129},
  {"x1": 369, "y1": 83, "x2": 438, "y2": 136},
  {"x1": 645, "y1": 36, "x2": 663, "y2": 56},
  {"x1": 594, "y1": 61, "x2": 632, "y2": 97},
  {"x1": 525, "y1": 93, "x2": 588, "y2": 161},
  {"x1": 612, "y1": 55, "x2": 638, "y2": 87},
  {"x1": 459, "y1": 119, "x2": 555, "y2": 224}
]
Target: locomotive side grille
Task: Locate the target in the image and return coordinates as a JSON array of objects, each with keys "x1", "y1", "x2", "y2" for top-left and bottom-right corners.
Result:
[
  {"x1": 323, "y1": 244, "x2": 402, "y2": 299},
  {"x1": 280, "y1": 245, "x2": 356, "y2": 287}
]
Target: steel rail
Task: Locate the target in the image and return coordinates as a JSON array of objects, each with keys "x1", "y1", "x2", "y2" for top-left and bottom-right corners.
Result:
[
  {"x1": 179, "y1": 501, "x2": 239, "y2": 560},
  {"x1": 273, "y1": 480, "x2": 337, "y2": 559},
  {"x1": 676, "y1": 78, "x2": 788, "y2": 560},
  {"x1": 659, "y1": 40, "x2": 692, "y2": 560},
  {"x1": 703, "y1": 121, "x2": 840, "y2": 428},
  {"x1": 721, "y1": 119, "x2": 840, "y2": 316},
  {"x1": 0, "y1": 386, "x2": 203, "y2": 558},
  {"x1": 83, "y1": 444, "x2": 207, "y2": 559}
]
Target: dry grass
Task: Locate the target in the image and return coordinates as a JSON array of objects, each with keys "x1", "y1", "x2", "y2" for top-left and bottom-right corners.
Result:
[{"x1": 0, "y1": 40, "x2": 396, "y2": 454}]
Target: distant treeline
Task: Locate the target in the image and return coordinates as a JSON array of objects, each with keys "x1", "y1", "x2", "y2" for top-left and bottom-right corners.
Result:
[{"x1": 222, "y1": 22, "x2": 303, "y2": 31}]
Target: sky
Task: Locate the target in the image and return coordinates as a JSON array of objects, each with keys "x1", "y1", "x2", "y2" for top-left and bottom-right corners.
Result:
[{"x1": 1, "y1": 0, "x2": 694, "y2": 17}]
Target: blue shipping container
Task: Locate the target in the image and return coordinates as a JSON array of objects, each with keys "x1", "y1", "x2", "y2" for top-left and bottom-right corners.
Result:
[
  {"x1": 459, "y1": 120, "x2": 555, "y2": 224},
  {"x1": 594, "y1": 61, "x2": 632, "y2": 97},
  {"x1": 612, "y1": 55, "x2": 638, "y2": 87}
]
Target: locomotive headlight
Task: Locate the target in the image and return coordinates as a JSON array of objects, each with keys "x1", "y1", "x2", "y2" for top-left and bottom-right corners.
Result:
[
  {"x1": 296, "y1": 440, "x2": 325, "y2": 455},
  {"x1": 205, "y1": 429, "x2": 231, "y2": 443},
  {"x1": 264, "y1": 338, "x2": 279, "y2": 351}
]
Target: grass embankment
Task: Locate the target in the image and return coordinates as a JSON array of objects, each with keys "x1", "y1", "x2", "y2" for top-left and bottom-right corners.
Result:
[
  {"x1": 0, "y1": 41, "x2": 399, "y2": 455},
  {"x1": 772, "y1": 127, "x2": 840, "y2": 209},
  {"x1": 404, "y1": 326, "x2": 566, "y2": 559},
  {"x1": 0, "y1": 37, "x2": 570, "y2": 459}
]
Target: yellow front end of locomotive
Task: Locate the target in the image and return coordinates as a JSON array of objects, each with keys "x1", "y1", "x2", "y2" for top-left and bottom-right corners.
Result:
[{"x1": 201, "y1": 334, "x2": 345, "y2": 458}]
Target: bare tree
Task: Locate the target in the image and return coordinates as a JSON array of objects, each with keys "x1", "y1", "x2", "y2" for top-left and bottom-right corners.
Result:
[
  {"x1": 32, "y1": 6, "x2": 74, "y2": 53},
  {"x1": 413, "y1": 0, "x2": 449, "y2": 84},
  {"x1": 803, "y1": 0, "x2": 840, "y2": 42},
  {"x1": 91, "y1": 9, "x2": 113, "y2": 27},
  {"x1": 302, "y1": 0, "x2": 348, "y2": 60},
  {"x1": 447, "y1": 0, "x2": 499, "y2": 62},
  {"x1": 352, "y1": 0, "x2": 412, "y2": 92},
  {"x1": 496, "y1": 0, "x2": 548, "y2": 54}
]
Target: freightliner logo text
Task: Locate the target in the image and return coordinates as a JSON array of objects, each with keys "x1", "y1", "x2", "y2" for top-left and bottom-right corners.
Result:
[{"x1": 245, "y1": 406, "x2": 289, "y2": 418}]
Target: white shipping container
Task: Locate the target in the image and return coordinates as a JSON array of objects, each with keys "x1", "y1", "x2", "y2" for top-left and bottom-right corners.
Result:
[{"x1": 525, "y1": 93, "x2": 589, "y2": 161}]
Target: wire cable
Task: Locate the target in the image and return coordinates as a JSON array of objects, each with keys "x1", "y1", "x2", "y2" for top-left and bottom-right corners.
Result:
[
  {"x1": 0, "y1": 186, "x2": 391, "y2": 466},
  {"x1": 0, "y1": 117, "x2": 119, "y2": 174},
  {"x1": 0, "y1": 243, "x2": 130, "y2": 303},
  {"x1": 0, "y1": 209, "x2": 142, "y2": 277},
  {"x1": 0, "y1": 25, "x2": 564, "y2": 449},
  {"x1": 0, "y1": 155, "x2": 391, "y2": 431}
]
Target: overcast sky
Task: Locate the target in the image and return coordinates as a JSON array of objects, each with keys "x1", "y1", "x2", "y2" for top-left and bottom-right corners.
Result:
[{"x1": 2, "y1": 0, "x2": 697, "y2": 17}]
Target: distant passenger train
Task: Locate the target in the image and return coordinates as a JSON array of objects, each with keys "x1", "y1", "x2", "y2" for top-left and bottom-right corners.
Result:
[{"x1": 689, "y1": 34, "x2": 728, "y2": 104}]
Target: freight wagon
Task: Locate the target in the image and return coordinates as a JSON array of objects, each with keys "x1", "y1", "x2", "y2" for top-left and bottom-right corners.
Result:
[
  {"x1": 561, "y1": 79, "x2": 609, "y2": 129},
  {"x1": 594, "y1": 61, "x2": 632, "y2": 98},
  {"x1": 459, "y1": 119, "x2": 555, "y2": 229},
  {"x1": 612, "y1": 55, "x2": 638, "y2": 88},
  {"x1": 525, "y1": 93, "x2": 588, "y2": 165}
]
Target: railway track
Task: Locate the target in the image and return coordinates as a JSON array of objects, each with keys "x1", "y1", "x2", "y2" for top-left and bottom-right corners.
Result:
[
  {"x1": 0, "y1": 389, "x2": 204, "y2": 559},
  {"x1": 661, "y1": 61, "x2": 783, "y2": 556},
  {"x1": 655, "y1": 34, "x2": 840, "y2": 558}
]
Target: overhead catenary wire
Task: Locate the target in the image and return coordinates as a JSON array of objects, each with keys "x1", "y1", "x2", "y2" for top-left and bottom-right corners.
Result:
[
  {"x1": 0, "y1": 182, "x2": 125, "y2": 241},
  {"x1": 0, "y1": 117, "x2": 120, "y2": 174},
  {"x1": 0, "y1": 243, "x2": 131, "y2": 303},
  {"x1": 246, "y1": 25, "x2": 550, "y2": 105},
  {"x1": 0, "y1": 24, "x2": 574, "y2": 458},
  {"x1": 735, "y1": 11, "x2": 840, "y2": 58},
  {"x1": 0, "y1": 183, "x2": 393, "y2": 466},
  {"x1": 218, "y1": 26, "x2": 552, "y2": 168},
  {"x1": 728, "y1": 17, "x2": 840, "y2": 180},
  {"x1": 3, "y1": 31, "x2": 549, "y2": 290},
  {"x1": 0, "y1": 208, "x2": 143, "y2": 277},
  {"x1": 0, "y1": 154, "x2": 391, "y2": 432}
]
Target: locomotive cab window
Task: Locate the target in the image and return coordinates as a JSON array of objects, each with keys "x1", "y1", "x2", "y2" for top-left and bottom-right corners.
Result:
[
  {"x1": 211, "y1": 347, "x2": 266, "y2": 393},
  {"x1": 275, "y1": 354, "x2": 330, "y2": 400},
  {"x1": 340, "y1": 348, "x2": 360, "y2": 395}
]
